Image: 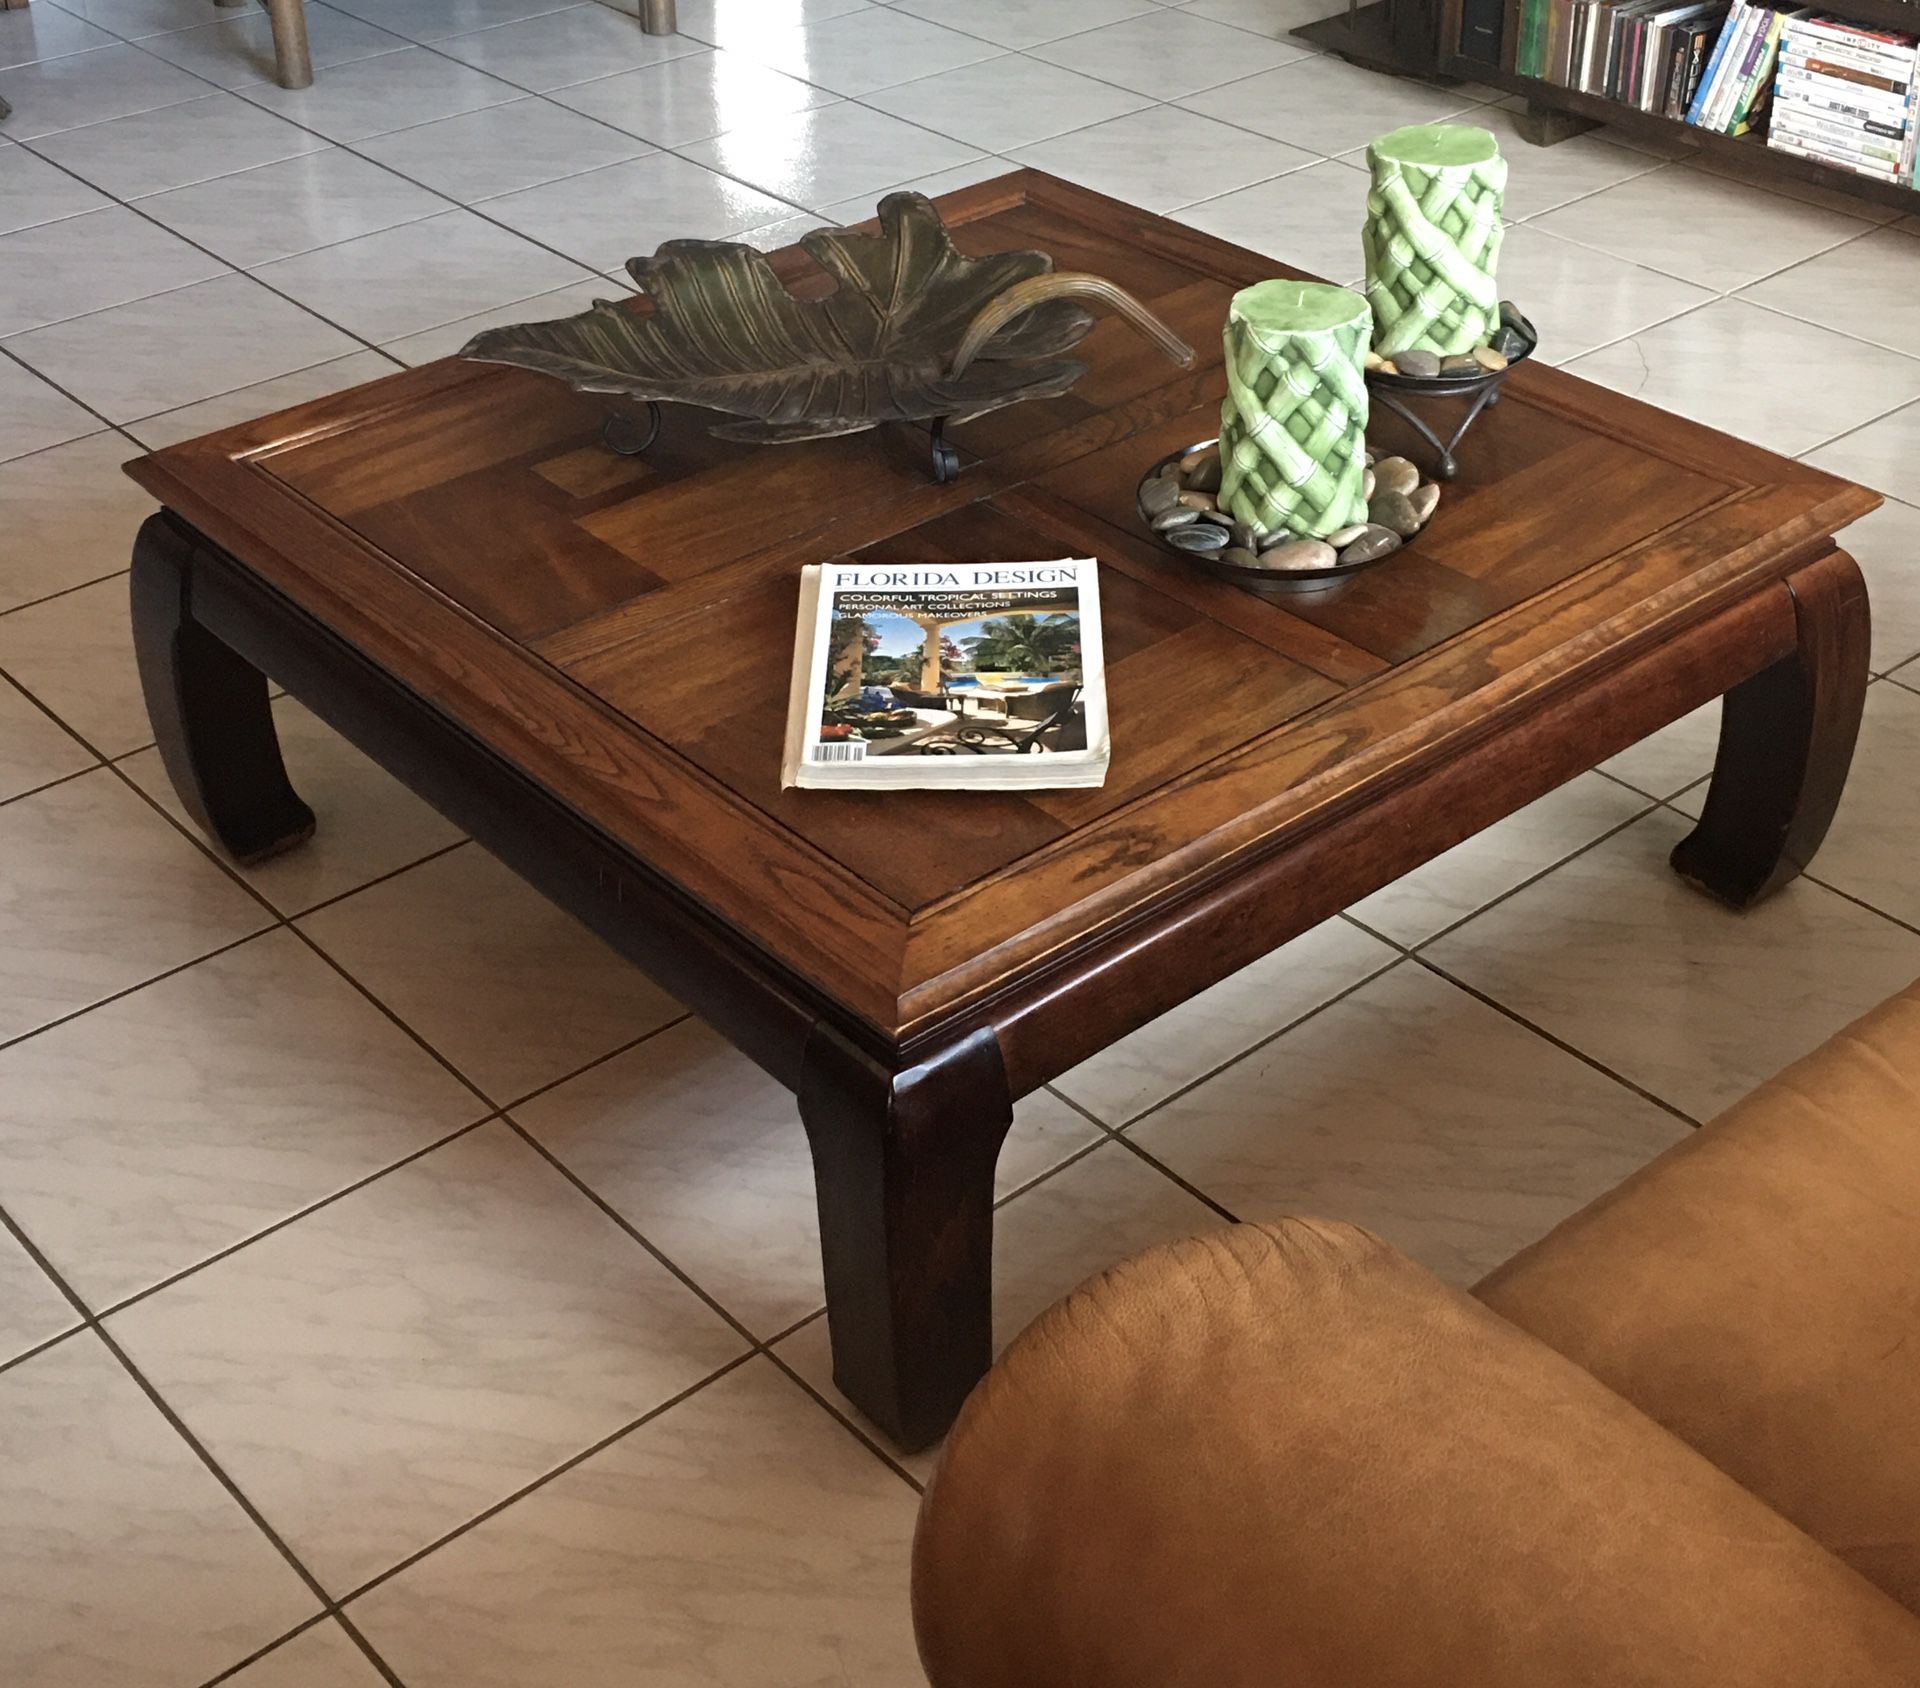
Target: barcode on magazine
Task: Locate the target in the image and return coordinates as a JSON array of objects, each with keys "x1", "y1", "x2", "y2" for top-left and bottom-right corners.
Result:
[{"x1": 812, "y1": 742, "x2": 866, "y2": 763}]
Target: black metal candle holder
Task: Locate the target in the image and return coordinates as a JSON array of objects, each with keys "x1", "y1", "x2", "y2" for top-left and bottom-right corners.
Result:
[{"x1": 1365, "y1": 302, "x2": 1538, "y2": 481}]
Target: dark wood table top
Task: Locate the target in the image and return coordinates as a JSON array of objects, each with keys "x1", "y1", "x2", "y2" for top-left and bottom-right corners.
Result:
[{"x1": 127, "y1": 169, "x2": 1878, "y2": 1051}]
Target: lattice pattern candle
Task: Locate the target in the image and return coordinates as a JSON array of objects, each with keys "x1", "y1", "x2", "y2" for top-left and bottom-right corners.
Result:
[
  {"x1": 1363, "y1": 123, "x2": 1506, "y2": 357},
  {"x1": 1217, "y1": 280, "x2": 1371, "y2": 543}
]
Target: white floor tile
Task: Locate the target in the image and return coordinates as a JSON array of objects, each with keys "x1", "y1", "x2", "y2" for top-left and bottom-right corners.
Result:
[
  {"x1": 891, "y1": 0, "x2": 1156, "y2": 49},
  {"x1": 865, "y1": 53, "x2": 1150, "y2": 153},
  {"x1": 1743, "y1": 226, "x2": 1920, "y2": 361},
  {"x1": 1805, "y1": 402, "x2": 1920, "y2": 511},
  {"x1": 376, "y1": 276, "x2": 617, "y2": 364},
  {"x1": 323, "y1": 0, "x2": 583, "y2": 41},
  {"x1": 136, "y1": 1, "x2": 409, "y2": 89},
  {"x1": 1489, "y1": 222, "x2": 1713, "y2": 366},
  {"x1": 0, "y1": 432, "x2": 154, "y2": 611},
  {"x1": 0, "y1": 677, "x2": 94, "y2": 802},
  {"x1": 40, "y1": 0, "x2": 226, "y2": 38},
  {"x1": 357, "y1": 96, "x2": 649, "y2": 202},
  {"x1": 124, "y1": 348, "x2": 400, "y2": 449},
  {"x1": 1180, "y1": 53, "x2": 1485, "y2": 156},
  {"x1": 435, "y1": 0, "x2": 702, "y2": 88},
  {"x1": 722, "y1": 5, "x2": 997, "y2": 95},
  {"x1": 0, "y1": 203, "x2": 224, "y2": 337},
  {"x1": 547, "y1": 46, "x2": 832, "y2": 147},
  {"x1": 1173, "y1": 156, "x2": 1370, "y2": 284},
  {"x1": 0, "y1": 354, "x2": 101, "y2": 462},
  {"x1": 1034, "y1": 7, "x2": 1306, "y2": 98},
  {"x1": 665, "y1": 0, "x2": 873, "y2": 48},
  {"x1": 234, "y1": 44, "x2": 523, "y2": 140},
  {"x1": 1600, "y1": 698, "x2": 1719, "y2": 798},
  {"x1": 0, "y1": 1225, "x2": 76, "y2": 1364},
  {"x1": 1828, "y1": 495, "x2": 1920, "y2": 675},
  {"x1": 219, "y1": 1620, "x2": 389, "y2": 1688},
  {"x1": 1801, "y1": 680, "x2": 1920, "y2": 928},
  {"x1": 1470, "y1": 108, "x2": 1668, "y2": 222},
  {"x1": 1681, "y1": 145, "x2": 1907, "y2": 224},
  {"x1": 0, "y1": 41, "x2": 210, "y2": 138},
  {"x1": 682, "y1": 101, "x2": 980, "y2": 210},
  {"x1": 1178, "y1": 0, "x2": 1336, "y2": 35},
  {"x1": 0, "y1": 3, "x2": 117, "y2": 69},
  {"x1": 810, "y1": 155, "x2": 1017, "y2": 226},
  {"x1": 0, "y1": 571, "x2": 150, "y2": 754},
  {"x1": 29, "y1": 90, "x2": 327, "y2": 200},
  {"x1": 0, "y1": 142, "x2": 114, "y2": 235}
]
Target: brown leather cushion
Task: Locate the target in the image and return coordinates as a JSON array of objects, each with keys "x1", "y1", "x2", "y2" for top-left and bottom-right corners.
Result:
[
  {"x1": 1479, "y1": 978, "x2": 1920, "y2": 1614},
  {"x1": 914, "y1": 1220, "x2": 1920, "y2": 1687}
]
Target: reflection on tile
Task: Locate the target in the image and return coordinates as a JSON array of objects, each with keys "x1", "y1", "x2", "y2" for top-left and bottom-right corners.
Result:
[
  {"x1": 728, "y1": 5, "x2": 997, "y2": 95},
  {"x1": 812, "y1": 156, "x2": 1018, "y2": 226},
  {"x1": 662, "y1": 0, "x2": 872, "y2": 45},
  {"x1": 0, "y1": 1225, "x2": 75, "y2": 1364},
  {"x1": 138, "y1": 149, "x2": 450, "y2": 269},
  {"x1": 108, "y1": 1124, "x2": 743, "y2": 1592},
  {"x1": 0, "y1": 770, "x2": 268, "y2": 1043},
  {"x1": 435, "y1": 2, "x2": 701, "y2": 88},
  {"x1": 0, "y1": 41, "x2": 209, "y2": 139},
  {"x1": 481, "y1": 152, "x2": 797, "y2": 270},
  {"x1": 124, "y1": 350, "x2": 399, "y2": 450},
  {"x1": 1130, "y1": 964, "x2": 1688, "y2": 1283},
  {"x1": 893, "y1": 0, "x2": 1154, "y2": 48},
  {"x1": 351, "y1": 1359, "x2": 920, "y2": 1688},
  {"x1": 0, "y1": 678, "x2": 93, "y2": 802},
  {"x1": 1426, "y1": 808, "x2": 1920, "y2": 1119},
  {"x1": 1036, "y1": 8, "x2": 1303, "y2": 97},
  {"x1": 1054, "y1": 917, "x2": 1398, "y2": 1126},
  {"x1": 220, "y1": 1620, "x2": 389, "y2": 1688},
  {"x1": 682, "y1": 101, "x2": 980, "y2": 212},
  {"x1": 0, "y1": 143, "x2": 114, "y2": 235},
  {"x1": 1804, "y1": 400, "x2": 1920, "y2": 511},
  {"x1": 0, "y1": 572, "x2": 149, "y2": 754},
  {"x1": 1681, "y1": 146, "x2": 1906, "y2": 223},
  {"x1": 377, "y1": 277, "x2": 618, "y2": 365},
  {"x1": 0, "y1": 355, "x2": 100, "y2": 462},
  {"x1": 30, "y1": 92, "x2": 327, "y2": 200},
  {"x1": 548, "y1": 46, "x2": 832, "y2": 147},
  {"x1": 7, "y1": 271, "x2": 364, "y2": 423},
  {"x1": 1352, "y1": 773, "x2": 1651, "y2": 946},
  {"x1": 0, "y1": 432, "x2": 154, "y2": 612},
  {"x1": 1, "y1": 1335, "x2": 320, "y2": 1688},
  {"x1": 255, "y1": 209, "x2": 591, "y2": 343},
  {"x1": 1600, "y1": 699, "x2": 1719, "y2": 798},
  {"x1": 297, "y1": 844, "x2": 682, "y2": 1101},
  {"x1": 1174, "y1": 157, "x2": 1369, "y2": 283},
  {"x1": 0, "y1": 2, "x2": 117, "y2": 69},
  {"x1": 1742, "y1": 227, "x2": 1920, "y2": 359},
  {"x1": 1561, "y1": 299, "x2": 1920, "y2": 458},
  {"x1": 1487, "y1": 223, "x2": 1712, "y2": 366},
  {"x1": 123, "y1": 696, "x2": 465, "y2": 912},
  {"x1": 358, "y1": 97, "x2": 649, "y2": 202},
  {"x1": 1532, "y1": 166, "x2": 1872, "y2": 292},
  {"x1": 0, "y1": 204, "x2": 224, "y2": 337},
  {"x1": 138, "y1": 2, "x2": 410, "y2": 89},
  {"x1": 1013, "y1": 104, "x2": 1316, "y2": 215},
  {"x1": 323, "y1": 0, "x2": 582, "y2": 40},
  {"x1": 235, "y1": 45, "x2": 523, "y2": 141},
  {"x1": 1179, "y1": 53, "x2": 1484, "y2": 156},
  {"x1": 0, "y1": 929, "x2": 483, "y2": 1307},
  {"x1": 517, "y1": 1018, "x2": 1102, "y2": 1336},
  {"x1": 868, "y1": 53, "x2": 1150, "y2": 153},
  {"x1": 1803, "y1": 680, "x2": 1920, "y2": 926}
]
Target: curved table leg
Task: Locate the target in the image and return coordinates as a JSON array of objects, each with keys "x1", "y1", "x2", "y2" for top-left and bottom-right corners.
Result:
[
  {"x1": 1670, "y1": 549, "x2": 1870, "y2": 909},
  {"x1": 130, "y1": 511, "x2": 316, "y2": 865}
]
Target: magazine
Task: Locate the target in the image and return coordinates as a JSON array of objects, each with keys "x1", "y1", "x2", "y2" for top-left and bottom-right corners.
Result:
[{"x1": 781, "y1": 557, "x2": 1110, "y2": 791}]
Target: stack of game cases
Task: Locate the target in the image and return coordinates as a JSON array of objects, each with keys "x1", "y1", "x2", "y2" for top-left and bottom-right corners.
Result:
[
  {"x1": 1768, "y1": 9, "x2": 1920, "y2": 184},
  {"x1": 1685, "y1": 0, "x2": 1790, "y2": 133}
]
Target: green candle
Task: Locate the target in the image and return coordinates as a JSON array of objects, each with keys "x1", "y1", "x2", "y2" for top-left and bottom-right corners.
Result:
[
  {"x1": 1363, "y1": 123, "x2": 1506, "y2": 357},
  {"x1": 1217, "y1": 280, "x2": 1371, "y2": 543}
]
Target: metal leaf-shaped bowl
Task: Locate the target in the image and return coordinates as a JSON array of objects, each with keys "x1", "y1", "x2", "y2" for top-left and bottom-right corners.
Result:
[{"x1": 458, "y1": 191, "x2": 1194, "y2": 461}]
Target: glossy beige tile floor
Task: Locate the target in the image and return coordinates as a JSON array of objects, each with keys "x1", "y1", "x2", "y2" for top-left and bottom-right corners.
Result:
[{"x1": 4, "y1": 1, "x2": 1920, "y2": 1681}]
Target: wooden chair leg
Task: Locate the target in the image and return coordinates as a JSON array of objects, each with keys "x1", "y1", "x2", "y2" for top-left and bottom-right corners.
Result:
[{"x1": 263, "y1": 0, "x2": 313, "y2": 89}]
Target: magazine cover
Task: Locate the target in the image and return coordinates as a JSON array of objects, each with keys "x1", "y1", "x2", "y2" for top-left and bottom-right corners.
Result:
[{"x1": 782, "y1": 558, "x2": 1110, "y2": 791}]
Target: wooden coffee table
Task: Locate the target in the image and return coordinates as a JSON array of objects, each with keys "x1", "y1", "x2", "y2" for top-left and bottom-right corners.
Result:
[{"x1": 125, "y1": 170, "x2": 1877, "y2": 1449}]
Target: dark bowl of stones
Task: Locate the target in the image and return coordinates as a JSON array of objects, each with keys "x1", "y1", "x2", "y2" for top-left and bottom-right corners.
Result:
[
  {"x1": 1362, "y1": 300, "x2": 1538, "y2": 480},
  {"x1": 1136, "y1": 439, "x2": 1442, "y2": 585}
]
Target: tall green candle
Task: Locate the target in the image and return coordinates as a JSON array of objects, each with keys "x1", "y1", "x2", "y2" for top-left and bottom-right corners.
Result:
[
  {"x1": 1363, "y1": 123, "x2": 1506, "y2": 357},
  {"x1": 1217, "y1": 280, "x2": 1370, "y2": 543}
]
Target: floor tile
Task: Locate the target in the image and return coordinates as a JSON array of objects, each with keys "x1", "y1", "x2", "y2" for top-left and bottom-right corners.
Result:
[
  {"x1": 0, "y1": 41, "x2": 210, "y2": 139},
  {"x1": 1053, "y1": 915, "x2": 1398, "y2": 1126},
  {"x1": 1805, "y1": 401, "x2": 1920, "y2": 511},
  {"x1": 1488, "y1": 222, "x2": 1713, "y2": 366},
  {"x1": 1599, "y1": 698, "x2": 1719, "y2": 798},
  {"x1": 1681, "y1": 146, "x2": 1907, "y2": 224},
  {"x1": 1425, "y1": 807, "x2": 1920, "y2": 1120},
  {"x1": 323, "y1": 0, "x2": 583, "y2": 41},
  {"x1": 0, "y1": 353, "x2": 101, "y2": 461},
  {"x1": 234, "y1": 44, "x2": 523, "y2": 140},
  {"x1": 435, "y1": 1, "x2": 701, "y2": 88},
  {"x1": 1800, "y1": 679, "x2": 1920, "y2": 928},
  {"x1": 866, "y1": 53, "x2": 1150, "y2": 153},
  {"x1": 0, "y1": 677, "x2": 94, "y2": 802},
  {"x1": 0, "y1": 3, "x2": 117, "y2": 69},
  {"x1": 0, "y1": 768, "x2": 270, "y2": 1042},
  {"x1": 1471, "y1": 103, "x2": 1667, "y2": 221},
  {"x1": 136, "y1": 147, "x2": 447, "y2": 269},
  {"x1": 1180, "y1": 53, "x2": 1485, "y2": 156},
  {"x1": 769, "y1": 1313, "x2": 939, "y2": 1482},
  {"x1": 514, "y1": 1018, "x2": 1101, "y2": 1337},
  {"x1": 29, "y1": 90, "x2": 326, "y2": 200},
  {"x1": 1037, "y1": 7, "x2": 1304, "y2": 97},
  {"x1": 480, "y1": 151, "x2": 797, "y2": 269},
  {"x1": 1531, "y1": 166, "x2": 1874, "y2": 292},
  {"x1": 136, "y1": 1, "x2": 408, "y2": 89},
  {"x1": 0, "y1": 142, "x2": 113, "y2": 234},
  {"x1": 1178, "y1": 0, "x2": 1337, "y2": 34},
  {"x1": 377, "y1": 276, "x2": 617, "y2": 364},
  {"x1": 123, "y1": 695, "x2": 465, "y2": 911},
  {"x1": 357, "y1": 96, "x2": 648, "y2": 202},
  {"x1": 7, "y1": 270, "x2": 363, "y2": 423},
  {"x1": 664, "y1": 0, "x2": 873, "y2": 48},
  {"x1": 349, "y1": 1358, "x2": 920, "y2": 1688},
  {"x1": 0, "y1": 1333, "x2": 320, "y2": 1688},
  {"x1": 254, "y1": 207, "x2": 592, "y2": 342},
  {"x1": 0, "y1": 432, "x2": 154, "y2": 612},
  {"x1": 724, "y1": 5, "x2": 997, "y2": 95},
  {"x1": 1352, "y1": 772, "x2": 1653, "y2": 947},
  {"x1": 124, "y1": 349, "x2": 399, "y2": 449},
  {"x1": 1128, "y1": 963, "x2": 1688, "y2": 1283},
  {"x1": 0, "y1": 570, "x2": 151, "y2": 754},
  {"x1": 1561, "y1": 298, "x2": 1920, "y2": 459},
  {"x1": 891, "y1": 0, "x2": 1155, "y2": 48},
  {"x1": 1743, "y1": 227, "x2": 1920, "y2": 361},
  {"x1": 1829, "y1": 495, "x2": 1920, "y2": 674},
  {"x1": 297, "y1": 844, "x2": 683, "y2": 1101},
  {"x1": 0, "y1": 1226, "x2": 76, "y2": 1365},
  {"x1": 0, "y1": 928, "x2": 484, "y2": 1307},
  {"x1": 220, "y1": 1620, "x2": 388, "y2": 1688},
  {"x1": 1173, "y1": 156, "x2": 1369, "y2": 284},
  {"x1": 1012, "y1": 103, "x2": 1316, "y2": 215},
  {"x1": 108, "y1": 1123, "x2": 743, "y2": 1592},
  {"x1": 811, "y1": 154, "x2": 1017, "y2": 226},
  {"x1": 682, "y1": 99, "x2": 979, "y2": 210},
  {"x1": 0, "y1": 203, "x2": 224, "y2": 337},
  {"x1": 38, "y1": 0, "x2": 226, "y2": 37},
  {"x1": 547, "y1": 45, "x2": 832, "y2": 147}
]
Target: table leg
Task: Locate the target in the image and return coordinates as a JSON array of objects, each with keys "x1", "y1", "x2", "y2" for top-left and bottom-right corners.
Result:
[
  {"x1": 130, "y1": 512, "x2": 316, "y2": 865},
  {"x1": 798, "y1": 1022, "x2": 1013, "y2": 1451},
  {"x1": 1670, "y1": 548, "x2": 1870, "y2": 909}
]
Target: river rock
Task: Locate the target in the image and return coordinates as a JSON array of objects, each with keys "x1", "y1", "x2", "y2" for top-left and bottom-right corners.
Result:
[
  {"x1": 1153, "y1": 506, "x2": 1198, "y2": 531},
  {"x1": 1167, "y1": 522, "x2": 1227, "y2": 553},
  {"x1": 1395, "y1": 348, "x2": 1441, "y2": 379},
  {"x1": 1369, "y1": 490, "x2": 1422, "y2": 537},
  {"x1": 1372, "y1": 455, "x2": 1419, "y2": 498},
  {"x1": 1178, "y1": 489, "x2": 1218, "y2": 511},
  {"x1": 1230, "y1": 520, "x2": 1257, "y2": 549},
  {"x1": 1260, "y1": 538, "x2": 1338, "y2": 571},
  {"x1": 1142, "y1": 475, "x2": 1179, "y2": 516},
  {"x1": 1440, "y1": 354, "x2": 1479, "y2": 375},
  {"x1": 1219, "y1": 546, "x2": 1260, "y2": 569},
  {"x1": 1195, "y1": 507, "x2": 1235, "y2": 527},
  {"x1": 1363, "y1": 467, "x2": 1376, "y2": 500},
  {"x1": 1327, "y1": 523, "x2": 1369, "y2": 547},
  {"x1": 1408, "y1": 482, "x2": 1440, "y2": 523},
  {"x1": 1338, "y1": 525, "x2": 1402, "y2": 565},
  {"x1": 1181, "y1": 447, "x2": 1223, "y2": 492},
  {"x1": 1472, "y1": 344, "x2": 1508, "y2": 372},
  {"x1": 1364, "y1": 349, "x2": 1386, "y2": 370}
]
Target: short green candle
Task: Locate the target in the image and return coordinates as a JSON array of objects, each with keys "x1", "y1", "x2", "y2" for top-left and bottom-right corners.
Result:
[
  {"x1": 1217, "y1": 280, "x2": 1371, "y2": 542},
  {"x1": 1363, "y1": 123, "x2": 1506, "y2": 357}
]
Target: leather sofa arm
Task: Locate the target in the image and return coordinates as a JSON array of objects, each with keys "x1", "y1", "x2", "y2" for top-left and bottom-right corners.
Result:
[{"x1": 913, "y1": 1220, "x2": 1920, "y2": 1687}]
